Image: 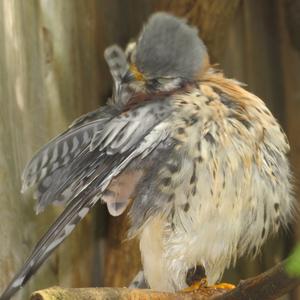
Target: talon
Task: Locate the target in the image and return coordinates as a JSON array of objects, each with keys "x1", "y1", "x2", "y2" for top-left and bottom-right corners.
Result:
[
  {"x1": 182, "y1": 278, "x2": 207, "y2": 292},
  {"x1": 211, "y1": 282, "x2": 236, "y2": 290}
]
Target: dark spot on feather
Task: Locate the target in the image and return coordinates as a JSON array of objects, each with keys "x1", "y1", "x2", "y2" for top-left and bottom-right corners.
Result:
[
  {"x1": 148, "y1": 108, "x2": 155, "y2": 115},
  {"x1": 177, "y1": 127, "x2": 185, "y2": 135},
  {"x1": 261, "y1": 227, "x2": 266, "y2": 239},
  {"x1": 194, "y1": 104, "x2": 200, "y2": 110},
  {"x1": 222, "y1": 179, "x2": 226, "y2": 188},
  {"x1": 162, "y1": 177, "x2": 171, "y2": 186},
  {"x1": 167, "y1": 163, "x2": 179, "y2": 174},
  {"x1": 108, "y1": 50, "x2": 119, "y2": 59},
  {"x1": 113, "y1": 62, "x2": 121, "y2": 69},
  {"x1": 168, "y1": 193, "x2": 175, "y2": 202},
  {"x1": 170, "y1": 206, "x2": 175, "y2": 220},
  {"x1": 171, "y1": 222, "x2": 175, "y2": 231},
  {"x1": 239, "y1": 118, "x2": 252, "y2": 129},
  {"x1": 210, "y1": 189, "x2": 213, "y2": 196},
  {"x1": 205, "y1": 97, "x2": 213, "y2": 105},
  {"x1": 196, "y1": 94, "x2": 201, "y2": 97},
  {"x1": 192, "y1": 186, "x2": 197, "y2": 196},
  {"x1": 132, "y1": 110, "x2": 139, "y2": 117},
  {"x1": 274, "y1": 203, "x2": 279, "y2": 212},
  {"x1": 182, "y1": 117, "x2": 190, "y2": 125},
  {"x1": 189, "y1": 114, "x2": 199, "y2": 125},
  {"x1": 264, "y1": 205, "x2": 267, "y2": 223},
  {"x1": 190, "y1": 162, "x2": 196, "y2": 184},
  {"x1": 183, "y1": 202, "x2": 190, "y2": 212},
  {"x1": 197, "y1": 141, "x2": 201, "y2": 151},
  {"x1": 275, "y1": 217, "x2": 280, "y2": 225},
  {"x1": 213, "y1": 169, "x2": 216, "y2": 179},
  {"x1": 204, "y1": 132, "x2": 215, "y2": 144},
  {"x1": 196, "y1": 156, "x2": 203, "y2": 163},
  {"x1": 171, "y1": 205, "x2": 175, "y2": 215},
  {"x1": 252, "y1": 246, "x2": 257, "y2": 256},
  {"x1": 219, "y1": 93, "x2": 239, "y2": 109}
]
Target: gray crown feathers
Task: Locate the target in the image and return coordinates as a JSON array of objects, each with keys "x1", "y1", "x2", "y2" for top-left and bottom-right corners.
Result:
[{"x1": 135, "y1": 12, "x2": 207, "y2": 80}]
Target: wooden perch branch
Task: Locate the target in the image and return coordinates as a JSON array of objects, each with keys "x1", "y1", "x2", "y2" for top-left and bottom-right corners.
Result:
[
  {"x1": 30, "y1": 256, "x2": 300, "y2": 300},
  {"x1": 212, "y1": 257, "x2": 300, "y2": 300},
  {"x1": 30, "y1": 286, "x2": 225, "y2": 300}
]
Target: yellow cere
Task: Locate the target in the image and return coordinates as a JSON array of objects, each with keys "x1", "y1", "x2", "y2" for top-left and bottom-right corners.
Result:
[{"x1": 130, "y1": 64, "x2": 145, "y2": 81}]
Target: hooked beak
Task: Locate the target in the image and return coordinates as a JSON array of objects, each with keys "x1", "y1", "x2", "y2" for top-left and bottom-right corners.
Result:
[{"x1": 122, "y1": 64, "x2": 145, "y2": 83}]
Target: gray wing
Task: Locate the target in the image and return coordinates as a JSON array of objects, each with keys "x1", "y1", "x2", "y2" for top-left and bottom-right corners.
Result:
[
  {"x1": 21, "y1": 105, "x2": 116, "y2": 195},
  {"x1": 0, "y1": 100, "x2": 172, "y2": 300}
]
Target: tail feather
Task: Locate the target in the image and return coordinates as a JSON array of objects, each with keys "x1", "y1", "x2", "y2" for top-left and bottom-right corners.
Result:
[{"x1": 0, "y1": 151, "x2": 131, "y2": 300}]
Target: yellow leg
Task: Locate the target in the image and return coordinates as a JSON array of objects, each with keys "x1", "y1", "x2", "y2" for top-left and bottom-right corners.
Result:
[
  {"x1": 211, "y1": 283, "x2": 236, "y2": 290},
  {"x1": 182, "y1": 279, "x2": 235, "y2": 293}
]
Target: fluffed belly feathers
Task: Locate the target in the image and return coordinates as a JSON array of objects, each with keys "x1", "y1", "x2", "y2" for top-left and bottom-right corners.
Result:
[{"x1": 137, "y1": 77, "x2": 293, "y2": 292}]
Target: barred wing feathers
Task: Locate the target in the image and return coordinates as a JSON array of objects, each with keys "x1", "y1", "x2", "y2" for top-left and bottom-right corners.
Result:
[{"x1": 0, "y1": 101, "x2": 172, "y2": 300}]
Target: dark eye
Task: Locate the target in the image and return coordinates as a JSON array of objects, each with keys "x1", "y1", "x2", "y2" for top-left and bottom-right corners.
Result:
[{"x1": 146, "y1": 78, "x2": 160, "y2": 89}]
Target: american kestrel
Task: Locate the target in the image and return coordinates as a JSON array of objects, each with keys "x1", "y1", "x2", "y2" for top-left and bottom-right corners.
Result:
[{"x1": 0, "y1": 12, "x2": 294, "y2": 299}]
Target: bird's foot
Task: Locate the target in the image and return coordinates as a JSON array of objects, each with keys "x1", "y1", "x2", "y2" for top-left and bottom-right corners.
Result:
[
  {"x1": 182, "y1": 278, "x2": 235, "y2": 293},
  {"x1": 210, "y1": 282, "x2": 236, "y2": 290},
  {"x1": 182, "y1": 278, "x2": 208, "y2": 292}
]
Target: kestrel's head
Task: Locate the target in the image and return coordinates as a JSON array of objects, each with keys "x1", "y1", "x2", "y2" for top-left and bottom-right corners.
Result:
[
  {"x1": 133, "y1": 13, "x2": 208, "y2": 82},
  {"x1": 105, "y1": 13, "x2": 209, "y2": 102}
]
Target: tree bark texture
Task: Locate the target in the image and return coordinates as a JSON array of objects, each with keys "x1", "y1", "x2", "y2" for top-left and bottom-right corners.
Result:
[
  {"x1": 277, "y1": 1, "x2": 300, "y2": 298},
  {"x1": 155, "y1": 0, "x2": 241, "y2": 62},
  {"x1": 30, "y1": 286, "x2": 224, "y2": 300},
  {"x1": 0, "y1": 1, "x2": 109, "y2": 299}
]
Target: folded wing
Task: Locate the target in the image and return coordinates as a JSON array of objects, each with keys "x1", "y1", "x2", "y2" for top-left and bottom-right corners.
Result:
[{"x1": 0, "y1": 99, "x2": 172, "y2": 300}]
